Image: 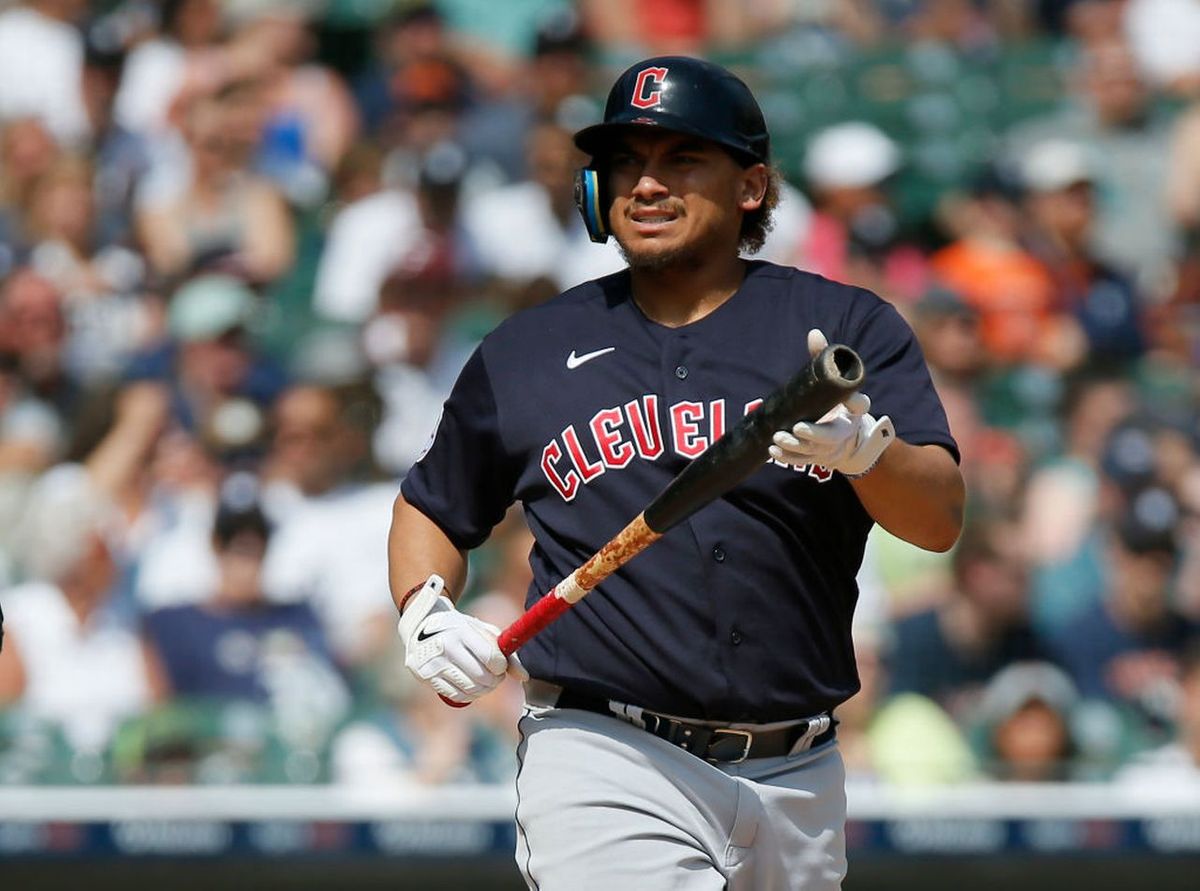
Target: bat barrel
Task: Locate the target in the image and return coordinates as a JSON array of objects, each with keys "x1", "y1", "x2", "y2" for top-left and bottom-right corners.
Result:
[{"x1": 643, "y1": 344, "x2": 863, "y2": 533}]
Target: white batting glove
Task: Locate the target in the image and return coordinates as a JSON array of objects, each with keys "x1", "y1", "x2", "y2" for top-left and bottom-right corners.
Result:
[
  {"x1": 398, "y1": 575, "x2": 528, "y2": 705},
  {"x1": 768, "y1": 329, "x2": 896, "y2": 478}
]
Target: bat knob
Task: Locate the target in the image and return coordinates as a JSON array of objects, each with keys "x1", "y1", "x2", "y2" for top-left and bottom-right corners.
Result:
[{"x1": 439, "y1": 694, "x2": 471, "y2": 709}]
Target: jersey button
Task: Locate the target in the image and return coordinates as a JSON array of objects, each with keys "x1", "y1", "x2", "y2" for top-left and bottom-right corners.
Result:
[
  {"x1": 730, "y1": 629, "x2": 743, "y2": 645},
  {"x1": 675, "y1": 365, "x2": 688, "y2": 380},
  {"x1": 712, "y1": 546, "x2": 726, "y2": 563}
]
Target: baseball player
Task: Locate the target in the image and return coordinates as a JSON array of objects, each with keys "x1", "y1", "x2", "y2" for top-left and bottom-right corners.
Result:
[{"x1": 389, "y1": 57, "x2": 964, "y2": 890}]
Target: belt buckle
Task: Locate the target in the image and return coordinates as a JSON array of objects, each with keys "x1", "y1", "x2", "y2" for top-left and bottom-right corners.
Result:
[{"x1": 707, "y1": 728, "x2": 753, "y2": 763}]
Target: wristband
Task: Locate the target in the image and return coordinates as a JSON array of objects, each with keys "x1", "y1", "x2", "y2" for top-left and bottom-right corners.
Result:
[{"x1": 398, "y1": 580, "x2": 425, "y2": 614}]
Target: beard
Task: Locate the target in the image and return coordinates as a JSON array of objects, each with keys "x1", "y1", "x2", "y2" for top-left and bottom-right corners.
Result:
[
  {"x1": 615, "y1": 237, "x2": 708, "y2": 272},
  {"x1": 612, "y1": 199, "x2": 739, "y2": 272},
  {"x1": 615, "y1": 215, "x2": 722, "y2": 273}
]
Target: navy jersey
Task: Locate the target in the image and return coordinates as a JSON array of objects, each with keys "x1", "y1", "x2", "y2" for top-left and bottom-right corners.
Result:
[{"x1": 403, "y1": 261, "x2": 957, "y2": 722}]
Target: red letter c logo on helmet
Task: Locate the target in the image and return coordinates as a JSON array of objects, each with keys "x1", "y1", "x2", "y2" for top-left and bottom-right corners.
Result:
[{"x1": 630, "y1": 66, "x2": 669, "y2": 109}]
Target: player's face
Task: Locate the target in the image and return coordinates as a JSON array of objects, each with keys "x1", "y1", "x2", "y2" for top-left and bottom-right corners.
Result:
[{"x1": 605, "y1": 131, "x2": 766, "y2": 271}]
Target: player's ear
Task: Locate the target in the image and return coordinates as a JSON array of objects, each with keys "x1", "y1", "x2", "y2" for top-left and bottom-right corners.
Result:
[{"x1": 738, "y1": 163, "x2": 769, "y2": 212}]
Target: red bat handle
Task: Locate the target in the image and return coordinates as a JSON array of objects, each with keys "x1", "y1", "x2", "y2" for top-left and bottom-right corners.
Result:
[
  {"x1": 499, "y1": 592, "x2": 572, "y2": 655},
  {"x1": 436, "y1": 593, "x2": 571, "y2": 707},
  {"x1": 497, "y1": 513, "x2": 660, "y2": 657}
]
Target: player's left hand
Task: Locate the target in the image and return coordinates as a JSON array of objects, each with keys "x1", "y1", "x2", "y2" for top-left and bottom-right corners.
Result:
[{"x1": 768, "y1": 329, "x2": 896, "y2": 477}]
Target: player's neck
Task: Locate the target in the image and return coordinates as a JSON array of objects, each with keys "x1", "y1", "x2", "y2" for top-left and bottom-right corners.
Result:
[{"x1": 629, "y1": 256, "x2": 748, "y2": 328}]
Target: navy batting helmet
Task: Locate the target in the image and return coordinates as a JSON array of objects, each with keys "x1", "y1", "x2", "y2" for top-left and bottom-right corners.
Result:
[
  {"x1": 574, "y1": 56, "x2": 770, "y2": 166},
  {"x1": 572, "y1": 56, "x2": 770, "y2": 242}
]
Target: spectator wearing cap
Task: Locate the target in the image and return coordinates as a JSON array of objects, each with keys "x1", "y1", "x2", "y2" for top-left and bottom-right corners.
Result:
[
  {"x1": 1043, "y1": 485, "x2": 1196, "y2": 725},
  {"x1": 795, "y1": 121, "x2": 929, "y2": 306},
  {"x1": 123, "y1": 274, "x2": 287, "y2": 454},
  {"x1": 971, "y1": 661, "x2": 1083, "y2": 782},
  {"x1": 140, "y1": 475, "x2": 349, "y2": 729},
  {"x1": 1005, "y1": 39, "x2": 1177, "y2": 292},
  {"x1": 1020, "y1": 139, "x2": 1146, "y2": 364},
  {"x1": 930, "y1": 163, "x2": 1082, "y2": 368}
]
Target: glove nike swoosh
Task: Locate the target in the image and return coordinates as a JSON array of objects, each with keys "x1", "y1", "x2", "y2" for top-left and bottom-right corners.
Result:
[{"x1": 416, "y1": 627, "x2": 443, "y2": 642}]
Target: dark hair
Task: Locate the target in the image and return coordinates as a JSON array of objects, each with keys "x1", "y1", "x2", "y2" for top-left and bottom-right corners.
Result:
[
  {"x1": 1114, "y1": 485, "x2": 1180, "y2": 559},
  {"x1": 213, "y1": 502, "x2": 270, "y2": 550},
  {"x1": 533, "y1": 7, "x2": 587, "y2": 57},
  {"x1": 739, "y1": 166, "x2": 780, "y2": 255},
  {"x1": 212, "y1": 473, "x2": 271, "y2": 549}
]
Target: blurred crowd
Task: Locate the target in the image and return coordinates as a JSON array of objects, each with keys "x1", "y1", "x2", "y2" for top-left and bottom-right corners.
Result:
[{"x1": 0, "y1": 0, "x2": 1197, "y2": 790}]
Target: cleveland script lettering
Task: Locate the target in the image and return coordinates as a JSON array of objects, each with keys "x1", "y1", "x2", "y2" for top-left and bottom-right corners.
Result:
[{"x1": 539, "y1": 395, "x2": 836, "y2": 501}]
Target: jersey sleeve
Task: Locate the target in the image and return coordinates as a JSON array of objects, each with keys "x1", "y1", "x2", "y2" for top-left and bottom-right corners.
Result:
[
  {"x1": 846, "y1": 296, "x2": 960, "y2": 463},
  {"x1": 400, "y1": 346, "x2": 520, "y2": 549}
]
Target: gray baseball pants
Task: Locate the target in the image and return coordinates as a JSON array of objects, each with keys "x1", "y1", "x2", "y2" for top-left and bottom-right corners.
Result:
[{"x1": 513, "y1": 698, "x2": 847, "y2": 890}]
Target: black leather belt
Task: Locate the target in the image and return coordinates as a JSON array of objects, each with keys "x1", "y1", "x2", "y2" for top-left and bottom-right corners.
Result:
[{"x1": 554, "y1": 689, "x2": 836, "y2": 764}]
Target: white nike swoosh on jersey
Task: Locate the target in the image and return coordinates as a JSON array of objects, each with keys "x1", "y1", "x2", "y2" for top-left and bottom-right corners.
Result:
[{"x1": 566, "y1": 347, "x2": 616, "y2": 369}]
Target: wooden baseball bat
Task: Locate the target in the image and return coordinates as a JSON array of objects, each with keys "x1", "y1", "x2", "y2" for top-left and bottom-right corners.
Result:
[{"x1": 496, "y1": 343, "x2": 866, "y2": 656}]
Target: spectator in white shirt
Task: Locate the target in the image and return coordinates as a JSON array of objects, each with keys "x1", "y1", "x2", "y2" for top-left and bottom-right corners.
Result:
[
  {"x1": 461, "y1": 121, "x2": 625, "y2": 295},
  {"x1": 0, "y1": 464, "x2": 164, "y2": 761},
  {"x1": 260, "y1": 383, "x2": 397, "y2": 666},
  {"x1": 1117, "y1": 644, "x2": 1200, "y2": 787}
]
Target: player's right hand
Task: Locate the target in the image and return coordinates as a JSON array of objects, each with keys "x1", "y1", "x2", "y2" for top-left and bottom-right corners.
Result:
[{"x1": 398, "y1": 574, "x2": 528, "y2": 705}]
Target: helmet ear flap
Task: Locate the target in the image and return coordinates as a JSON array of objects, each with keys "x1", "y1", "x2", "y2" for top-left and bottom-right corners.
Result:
[{"x1": 575, "y1": 166, "x2": 609, "y2": 243}]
